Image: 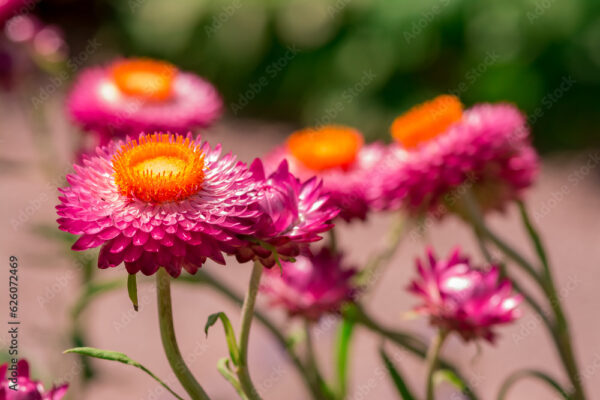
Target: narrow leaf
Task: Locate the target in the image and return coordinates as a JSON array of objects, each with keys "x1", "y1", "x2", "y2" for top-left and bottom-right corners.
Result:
[
  {"x1": 434, "y1": 369, "x2": 467, "y2": 392},
  {"x1": 497, "y1": 369, "x2": 569, "y2": 400},
  {"x1": 217, "y1": 358, "x2": 248, "y2": 400},
  {"x1": 127, "y1": 274, "x2": 138, "y2": 311},
  {"x1": 205, "y1": 312, "x2": 240, "y2": 366},
  {"x1": 379, "y1": 347, "x2": 416, "y2": 400},
  {"x1": 335, "y1": 318, "x2": 355, "y2": 399},
  {"x1": 64, "y1": 347, "x2": 184, "y2": 400}
]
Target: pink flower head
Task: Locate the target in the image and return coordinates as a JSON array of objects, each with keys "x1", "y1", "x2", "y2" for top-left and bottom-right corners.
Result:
[
  {"x1": 67, "y1": 58, "x2": 222, "y2": 144},
  {"x1": 265, "y1": 125, "x2": 388, "y2": 222},
  {"x1": 260, "y1": 247, "x2": 358, "y2": 320},
  {"x1": 56, "y1": 132, "x2": 263, "y2": 278},
  {"x1": 408, "y1": 247, "x2": 522, "y2": 342},
  {"x1": 384, "y1": 96, "x2": 538, "y2": 216},
  {"x1": 0, "y1": 360, "x2": 68, "y2": 400},
  {"x1": 235, "y1": 159, "x2": 339, "y2": 268}
]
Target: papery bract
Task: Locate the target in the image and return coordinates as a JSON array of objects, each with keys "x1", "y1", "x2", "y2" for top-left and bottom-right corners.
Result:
[
  {"x1": 265, "y1": 125, "x2": 389, "y2": 222},
  {"x1": 408, "y1": 247, "x2": 522, "y2": 342},
  {"x1": 56, "y1": 132, "x2": 262, "y2": 277},
  {"x1": 67, "y1": 58, "x2": 222, "y2": 145},
  {"x1": 383, "y1": 97, "x2": 538, "y2": 216},
  {"x1": 260, "y1": 247, "x2": 357, "y2": 320},
  {"x1": 235, "y1": 159, "x2": 338, "y2": 268}
]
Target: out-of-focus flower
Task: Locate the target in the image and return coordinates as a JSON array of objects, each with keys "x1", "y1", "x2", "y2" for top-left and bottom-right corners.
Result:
[
  {"x1": 67, "y1": 58, "x2": 222, "y2": 144},
  {"x1": 260, "y1": 247, "x2": 357, "y2": 320},
  {"x1": 384, "y1": 95, "x2": 538, "y2": 216},
  {"x1": 408, "y1": 247, "x2": 522, "y2": 342},
  {"x1": 56, "y1": 132, "x2": 262, "y2": 277},
  {"x1": 0, "y1": 359, "x2": 69, "y2": 400},
  {"x1": 235, "y1": 159, "x2": 338, "y2": 268},
  {"x1": 0, "y1": 0, "x2": 26, "y2": 26},
  {"x1": 266, "y1": 125, "x2": 388, "y2": 222},
  {"x1": 4, "y1": 14, "x2": 68, "y2": 68}
]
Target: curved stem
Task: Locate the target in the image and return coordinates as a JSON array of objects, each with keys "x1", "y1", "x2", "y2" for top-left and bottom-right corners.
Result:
[
  {"x1": 180, "y1": 271, "x2": 324, "y2": 400},
  {"x1": 236, "y1": 262, "x2": 264, "y2": 400},
  {"x1": 425, "y1": 330, "x2": 448, "y2": 400},
  {"x1": 156, "y1": 268, "x2": 210, "y2": 400},
  {"x1": 344, "y1": 304, "x2": 479, "y2": 400},
  {"x1": 461, "y1": 190, "x2": 542, "y2": 286},
  {"x1": 497, "y1": 369, "x2": 570, "y2": 400},
  {"x1": 518, "y1": 203, "x2": 585, "y2": 400}
]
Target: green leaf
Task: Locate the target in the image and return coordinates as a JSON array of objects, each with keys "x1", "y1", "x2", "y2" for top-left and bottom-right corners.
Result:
[
  {"x1": 205, "y1": 312, "x2": 240, "y2": 366},
  {"x1": 434, "y1": 369, "x2": 467, "y2": 392},
  {"x1": 64, "y1": 347, "x2": 184, "y2": 400},
  {"x1": 127, "y1": 274, "x2": 139, "y2": 311},
  {"x1": 497, "y1": 369, "x2": 569, "y2": 400},
  {"x1": 217, "y1": 358, "x2": 248, "y2": 400},
  {"x1": 379, "y1": 347, "x2": 416, "y2": 400},
  {"x1": 335, "y1": 318, "x2": 355, "y2": 399}
]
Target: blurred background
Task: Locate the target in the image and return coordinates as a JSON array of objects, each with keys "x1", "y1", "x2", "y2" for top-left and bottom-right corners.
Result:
[{"x1": 1, "y1": 0, "x2": 599, "y2": 399}]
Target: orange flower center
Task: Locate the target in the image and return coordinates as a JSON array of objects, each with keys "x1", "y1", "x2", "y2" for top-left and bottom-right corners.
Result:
[
  {"x1": 111, "y1": 59, "x2": 177, "y2": 102},
  {"x1": 391, "y1": 95, "x2": 463, "y2": 149},
  {"x1": 287, "y1": 125, "x2": 364, "y2": 171},
  {"x1": 112, "y1": 133, "x2": 205, "y2": 203}
]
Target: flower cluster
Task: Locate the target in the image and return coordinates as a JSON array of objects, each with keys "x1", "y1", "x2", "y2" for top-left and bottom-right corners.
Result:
[{"x1": 57, "y1": 132, "x2": 336, "y2": 276}]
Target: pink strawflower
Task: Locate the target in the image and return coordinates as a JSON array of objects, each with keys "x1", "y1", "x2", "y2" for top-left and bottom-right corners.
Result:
[
  {"x1": 384, "y1": 96, "x2": 538, "y2": 215},
  {"x1": 0, "y1": 360, "x2": 68, "y2": 400},
  {"x1": 265, "y1": 125, "x2": 388, "y2": 222},
  {"x1": 235, "y1": 159, "x2": 339, "y2": 268},
  {"x1": 67, "y1": 58, "x2": 222, "y2": 144},
  {"x1": 260, "y1": 247, "x2": 358, "y2": 320},
  {"x1": 56, "y1": 132, "x2": 262, "y2": 277},
  {"x1": 408, "y1": 247, "x2": 522, "y2": 342}
]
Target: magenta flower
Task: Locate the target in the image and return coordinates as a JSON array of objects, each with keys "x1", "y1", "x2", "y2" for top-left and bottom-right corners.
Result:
[
  {"x1": 67, "y1": 58, "x2": 222, "y2": 145},
  {"x1": 56, "y1": 132, "x2": 262, "y2": 277},
  {"x1": 408, "y1": 247, "x2": 522, "y2": 342},
  {"x1": 0, "y1": 360, "x2": 68, "y2": 400},
  {"x1": 235, "y1": 159, "x2": 339, "y2": 268},
  {"x1": 265, "y1": 125, "x2": 388, "y2": 222},
  {"x1": 260, "y1": 247, "x2": 358, "y2": 320},
  {"x1": 384, "y1": 96, "x2": 538, "y2": 216}
]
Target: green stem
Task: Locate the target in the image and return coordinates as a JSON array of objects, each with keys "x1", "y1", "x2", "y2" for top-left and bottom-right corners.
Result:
[
  {"x1": 329, "y1": 229, "x2": 338, "y2": 254},
  {"x1": 519, "y1": 204, "x2": 585, "y2": 400},
  {"x1": 344, "y1": 305, "x2": 478, "y2": 400},
  {"x1": 236, "y1": 262, "x2": 264, "y2": 400},
  {"x1": 461, "y1": 190, "x2": 542, "y2": 286},
  {"x1": 180, "y1": 271, "x2": 324, "y2": 400},
  {"x1": 425, "y1": 330, "x2": 448, "y2": 400},
  {"x1": 304, "y1": 322, "x2": 334, "y2": 400},
  {"x1": 156, "y1": 268, "x2": 210, "y2": 400}
]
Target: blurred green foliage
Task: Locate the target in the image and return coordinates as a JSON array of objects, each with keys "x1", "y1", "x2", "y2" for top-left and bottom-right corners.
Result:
[{"x1": 56, "y1": 0, "x2": 600, "y2": 150}]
